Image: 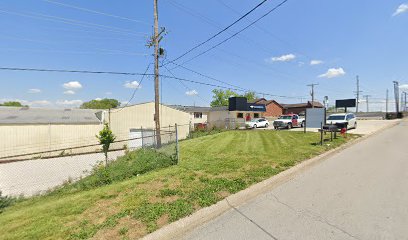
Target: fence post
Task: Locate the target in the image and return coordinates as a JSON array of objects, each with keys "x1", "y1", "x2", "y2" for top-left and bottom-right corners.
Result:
[
  {"x1": 320, "y1": 122, "x2": 324, "y2": 145},
  {"x1": 189, "y1": 121, "x2": 192, "y2": 138},
  {"x1": 141, "y1": 126, "x2": 144, "y2": 148},
  {"x1": 175, "y1": 123, "x2": 179, "y2": 164}
]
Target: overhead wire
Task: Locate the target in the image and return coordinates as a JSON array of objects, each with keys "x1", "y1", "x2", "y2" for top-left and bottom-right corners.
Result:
[
  {"x1": 42, "y1": 0, "x2": 151, "y2": 25},
  {"x1": 0, "y1": 9, "x2": 147, "y2": 37},
  {"x1": 110, "y1": 63, "x2": 153, "y2": 113},
  {"x1": 166, "y1": 0, "x2": 271, "y2": 64},
  {"x1": 0, "y1": 67, "x2": 304, "y2": 100},
  {"x1": 174, "y1": 0, "x2": 289, "y2": 67}
]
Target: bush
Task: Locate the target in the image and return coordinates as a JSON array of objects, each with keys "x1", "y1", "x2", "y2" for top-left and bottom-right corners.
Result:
[
  {"x1": 57, "y1": 149, "x2": 176, "y2": 193},
  {"x1": 189, "y1": 128, "x2": 225, "y2": 139},
  {"x1": 0, "y1": 191, "x2": 16, "y2": 214}
]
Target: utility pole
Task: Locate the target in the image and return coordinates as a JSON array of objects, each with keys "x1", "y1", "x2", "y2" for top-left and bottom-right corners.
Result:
[
  {"x1": 307, "y1": 83, "x2": 319, "y2": 108},
  {"x1": 363, "y1": 95, "x2": 371, "y2": 112},
  {"x1": 386, "y1": 89, "x2": 389, "y2": 114},
  {"x1": 153, "y1": 0, "x2": 161, "y2": 147},
  {"x1": 393, "y1": 81, "x2": 399, "y2": 113},
  {"x1": 354, "y1": 75, "x2": 362, "y2": 113}
]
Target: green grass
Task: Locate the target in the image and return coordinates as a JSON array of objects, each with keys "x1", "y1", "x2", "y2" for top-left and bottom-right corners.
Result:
[{"x1": 0, "y1": 130, "x2": 355, "y2": 239}]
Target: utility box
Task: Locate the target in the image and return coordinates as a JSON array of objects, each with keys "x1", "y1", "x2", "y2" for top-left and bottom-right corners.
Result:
[{"x1": 305, "y1": 108, "x2": 326, "y2": 128}]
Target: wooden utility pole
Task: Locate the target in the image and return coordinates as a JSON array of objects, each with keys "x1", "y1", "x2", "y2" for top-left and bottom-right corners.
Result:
[
  {"x1": 307, "y1": 83, "x2": 318, "y2": 108},
  {"x1": 355, "y1": 75, "x2": 362, "y2": 113},
  {"x1": 363, "y1": 95, "x2": 371, "y2": 112},
  {"x1": 153, "y1": 0, "x2": 161, "y2": 147},
  {"x1": 393, "y1": 81, "x2": 399, "y2": 113},
  {"x1": 386, "y1": 89, "x2": 389, "y2": 114}
]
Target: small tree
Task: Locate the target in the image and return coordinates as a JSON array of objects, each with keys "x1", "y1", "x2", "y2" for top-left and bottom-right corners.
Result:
[{"x1": 96, "y1": 124, "x2": 116, "y2": 165}]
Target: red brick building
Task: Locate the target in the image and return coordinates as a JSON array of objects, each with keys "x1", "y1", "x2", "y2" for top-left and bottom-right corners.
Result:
[
  {"x1": 281, "y1": 101, "x2": 324, "y2": 115},
  {"x1": 250, "y1": 98, "x2": 284, "y2": 117}
]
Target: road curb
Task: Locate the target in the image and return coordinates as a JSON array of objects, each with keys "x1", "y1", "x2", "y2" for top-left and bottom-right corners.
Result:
[{"x1": 141, "y1": 120, "x2": 400, "y2": 240}]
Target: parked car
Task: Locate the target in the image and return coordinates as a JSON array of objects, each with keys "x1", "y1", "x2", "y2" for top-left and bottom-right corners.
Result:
[
  {"x1": 327, "y1": 113, "x2": 357, "y2": 129},
  {"x1": 246, "y1": 118, "x2": 269, "y2": 129},
  {"x1": 273, "y1": 114, "x2": 305, "y2": 129}
]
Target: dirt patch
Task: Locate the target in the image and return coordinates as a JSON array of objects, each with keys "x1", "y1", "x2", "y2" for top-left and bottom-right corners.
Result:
[
  {"x1": 157, "y1": 214, "x2": 169, "y2": 228},
  {"x1": 79, "y1": 199, "x2": 120, "y2": 226},
  {"x1": 217, "y1": 191, "x2": 230, "y2": 199},
  {"x1": 92, "y1": 216, "x2": 147, "y2": 240}
]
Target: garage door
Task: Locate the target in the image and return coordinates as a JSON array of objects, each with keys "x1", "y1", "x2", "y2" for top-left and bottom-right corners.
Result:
[{"x1": 129, "y1": 129, "x2": 155, "y2": 149}]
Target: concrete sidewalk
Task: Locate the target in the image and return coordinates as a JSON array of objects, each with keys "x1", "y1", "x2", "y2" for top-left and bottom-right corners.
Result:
[{"x1": 180, "y1": 120, "x2": 408, "y2": 240}]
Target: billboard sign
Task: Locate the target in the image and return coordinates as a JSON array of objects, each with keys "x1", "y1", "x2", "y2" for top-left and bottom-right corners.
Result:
[{"x1": 336, "y1": 99, "x2": 356, "y2": 108}]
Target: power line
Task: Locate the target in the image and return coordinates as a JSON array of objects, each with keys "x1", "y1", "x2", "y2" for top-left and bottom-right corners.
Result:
[
  {"x1": 0, "y1": 66, "x2": 304, "y2": 99},
  {"x1": 0, "y1": 9, "x2": 147, "y2": 37},
  {"x1": 111, "y1": 63, "x2": 152, "y2": 113},
  {"x1": 0, "y1": 67, "x2": 153, "y2": 76},
  {"x1": 170, "y1": 0, "x2": 290, "y2": 67},
  {"x1": 166, "y1": 61, "x2": 246, "y2": 91},
  {"x1": 42, "y1": 0, "x2": 151, "y2": 25},
  {"x1": 167, "y1": 0, "x2": 271, "y2": 64}
]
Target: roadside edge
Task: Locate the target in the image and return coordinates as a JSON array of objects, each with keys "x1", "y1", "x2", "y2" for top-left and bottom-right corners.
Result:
[{"x1": 141, "y1": 120, "x2": 401, "y2": 240}]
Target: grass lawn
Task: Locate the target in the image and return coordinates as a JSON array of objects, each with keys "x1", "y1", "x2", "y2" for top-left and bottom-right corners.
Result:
[{"x1": 0, "y1": 130, "x2": 355, "y2": 239}]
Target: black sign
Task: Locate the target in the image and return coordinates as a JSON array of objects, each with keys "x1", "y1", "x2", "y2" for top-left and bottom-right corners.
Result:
[
  {"x1": 229, "y1": 97, "x2": 266, "y2": 112},
  {"x1": 336, "y1": 99, "x2": 356, "y2": 108}
]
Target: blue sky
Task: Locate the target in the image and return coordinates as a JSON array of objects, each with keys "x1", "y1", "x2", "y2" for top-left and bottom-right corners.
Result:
[{"x1": 0, "y1": 0, "x2": 407, "y2": 111}]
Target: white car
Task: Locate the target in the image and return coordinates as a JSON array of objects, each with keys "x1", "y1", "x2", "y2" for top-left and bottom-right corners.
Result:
[
  {"x1": 246, "y1": 118, "x2": 269, "y2": 129},
  {"x1": 327, "y1": 113, "x2": 357, "y2": 129}
]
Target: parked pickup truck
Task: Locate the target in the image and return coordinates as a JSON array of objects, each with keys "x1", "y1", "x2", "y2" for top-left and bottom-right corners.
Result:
[{"x1": 273, "y1": 114, "x2": 305, "y2": 129}]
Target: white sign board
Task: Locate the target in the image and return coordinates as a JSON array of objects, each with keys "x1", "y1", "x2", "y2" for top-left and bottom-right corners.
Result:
[{"x1": 305, "y1": 108, "x2": 326, "y2": 128}]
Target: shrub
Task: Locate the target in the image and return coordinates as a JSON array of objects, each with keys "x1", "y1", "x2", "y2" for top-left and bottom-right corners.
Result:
[
  {"x1": 57, "y1": 149, "x2": 176, "y2": 193},
  {"x1": 0, "y1": 191, "x2": 16, "y2": 214}
]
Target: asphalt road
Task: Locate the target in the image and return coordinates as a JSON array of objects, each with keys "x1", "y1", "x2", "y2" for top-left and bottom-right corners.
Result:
[{"x1": 182, "y1": 120, "x2": 408, "y2": 240}]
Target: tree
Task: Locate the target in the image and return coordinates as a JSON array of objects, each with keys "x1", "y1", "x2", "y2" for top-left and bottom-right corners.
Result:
[
  {"x1": 0, "y1": 101, "x2": 26, "y2": 107},
  {"x1": 210, "y1": 89, "x2": 259, "y2": 107},
  {"x1": 96, "y1": 124, "x2": 116, "y2": 165},
  {"x1": 210, "y1": 89, "x2": 239, "y2": 107},
  {"x1": 243, "y1": 91, "x2": 258, "y2": 102},
  {"x1": 80, "y1": 98, "x2": 120, "y2": 109}
]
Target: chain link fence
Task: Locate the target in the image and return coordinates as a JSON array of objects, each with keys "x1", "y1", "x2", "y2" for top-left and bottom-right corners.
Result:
[{"x1": 0, "y1": 126, "x2": 179, "y2": 197}]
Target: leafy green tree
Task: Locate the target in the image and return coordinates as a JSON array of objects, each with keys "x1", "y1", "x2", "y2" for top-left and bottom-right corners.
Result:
[
  {"x1": 243, "y1": 91, "x2": 258, "y2": 102},
  {"x1": 80, "y1": 98, "x2": 120, "y2": 109},
  {"x1": 210, "y1": 89, "x2": 239, "y2": 107},
  {"x1": 210, "y1": 89, "x2": 258, "y2": 107},
  {"x1": 0, "y1": 101, "x2": 26, "y2": 107},
  {"x1": 96, "y1": 124, "x2": 116, "y2": 165}
]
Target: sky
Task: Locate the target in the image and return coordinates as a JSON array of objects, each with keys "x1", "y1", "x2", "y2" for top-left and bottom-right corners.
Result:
[{"x1": 0, "y1": 0, "x2": 407, "y2": 111}]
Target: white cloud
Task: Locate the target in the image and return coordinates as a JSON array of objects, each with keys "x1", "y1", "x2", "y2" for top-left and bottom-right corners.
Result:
[
  {"x1": 31, "y1": 100, "x2": 51, "y2": 106},
  {"x1": 393, "y1": 3, "x2": 408, "y2": 16},
  {"x1": 267, "y1": 54, "x2": 296, "y2": 62},
  {"x1": 124, "y1": 81, "x2": 141, "y2": 89},
  {"x1": 318, "y1": 67, "x2": 346, "y2": 78},
  {"x1": 63, "y1": 90, "x2": 76, "y2": 95},
  {"x1": 399, "y1": 84, "x2": 408, "y2": 90},
  {"x1": 120, "y1": 100, "x2": 129, "y2": 106},
  {"x1": 95, "y1": 98, "x2": 102, "y2": 101},
  {"x1": 298, "y1": 62, "x2": 305, "y2": 67},
  {"x1": 63, "y1": 81, "x2": 82, "y2": 89},
  {"x1": 310, "y1": 60, "x2": 323, "y2": 65},
  {"x1": 56, "y1": 100, "x2": 83, "y2": 106},
  {"x1": 0, "y1": 98, "x2": 50, "y2": 107},
  {"x1": 28, "y1": 88, "x2": 41, "y2": 94},
  {"x1": 185, "y1": 90, "x2": 198, "y2": 96}
]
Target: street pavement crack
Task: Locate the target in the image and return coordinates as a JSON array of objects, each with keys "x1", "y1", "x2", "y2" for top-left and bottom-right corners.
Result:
[
  {"x1": 226, "y1": 199, "x2": 279, "y2": 240},
  {"x1": 268, "y1": 194, "x2": 361, "y2": 240}
]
